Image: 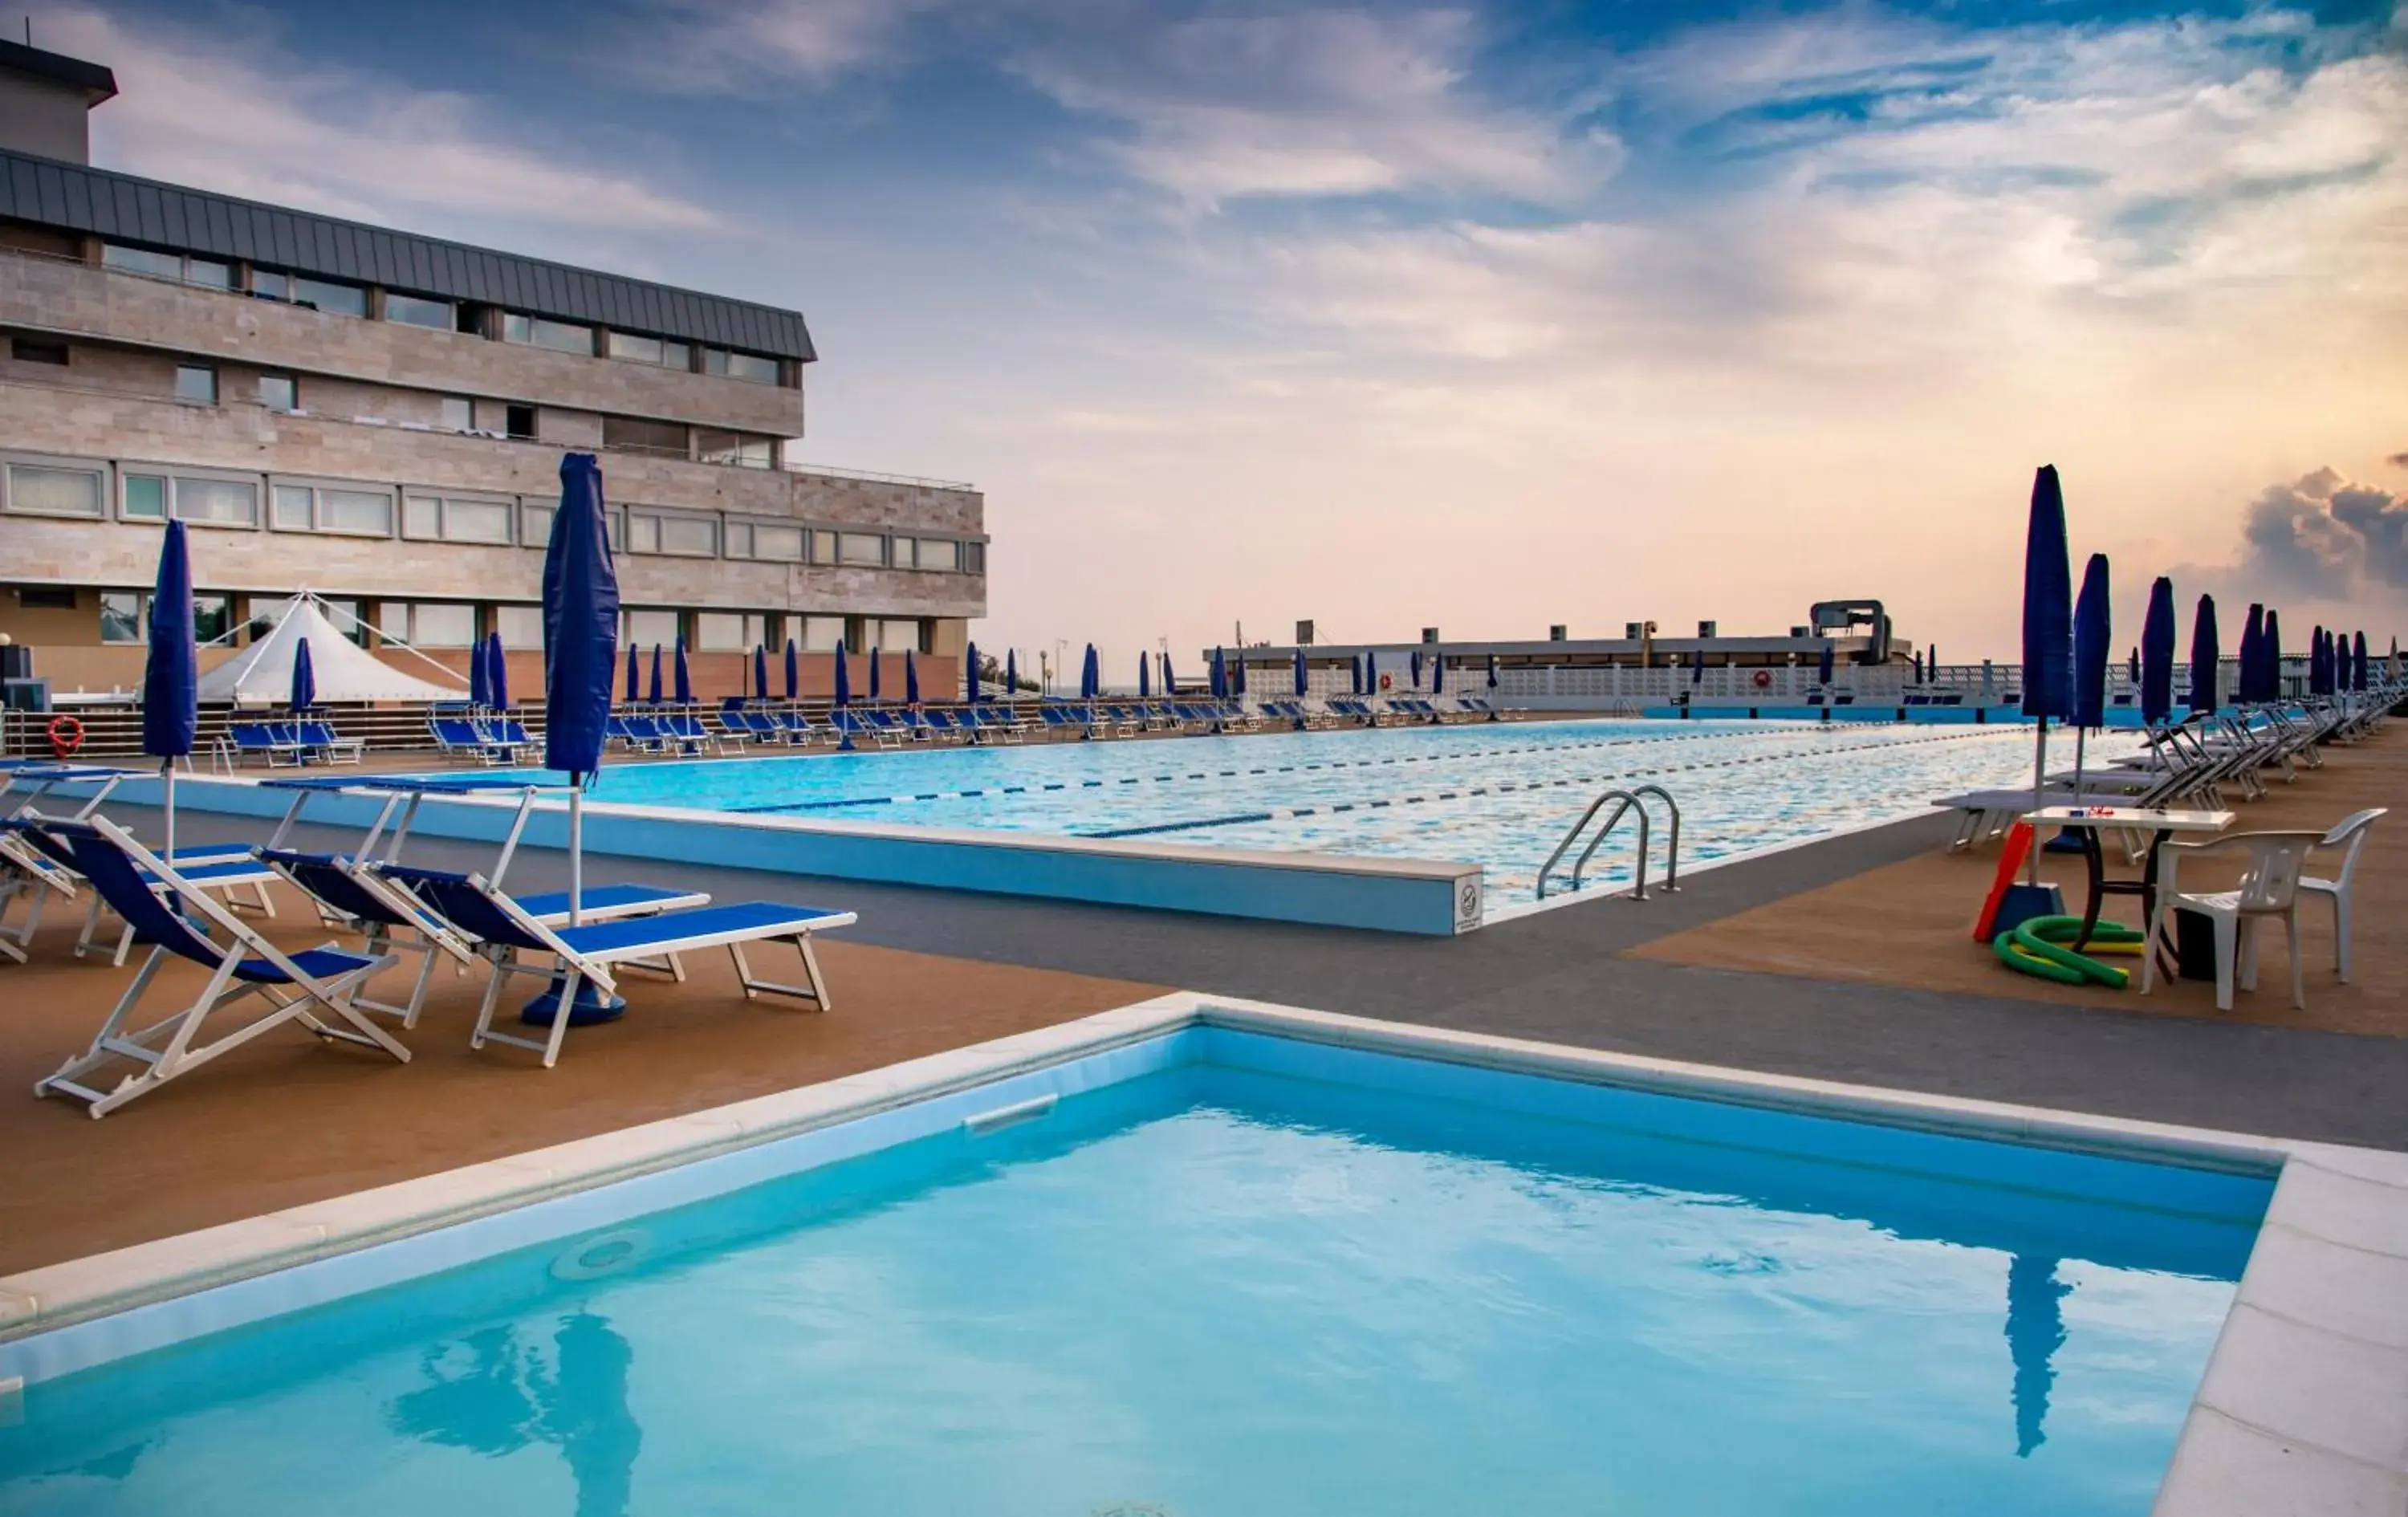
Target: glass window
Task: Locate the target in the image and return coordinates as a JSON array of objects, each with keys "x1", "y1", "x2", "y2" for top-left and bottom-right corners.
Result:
[
  {"x1": 703, "y1": 348, "x2": 780, "y2": 384},
  {"x1": 319, "y1": 489, "x2": 393, "y2": 535},
  {"x1": 251, "y1": 270, "x2": 290, "y2": 301},
  {"x1": 603, "y1": 416, "x2": 688, "y2": 456},
  {"x1": 291, "y1": 277, "x2": 366, "y2": 317},
  {"x1": 192, "y1": 594, "x2": 233, "y2": 645},
  {"x1": 10, "y1": 337, "x2": 67, "y2": 364},
  {"x1": 746, "y1": 522, "x2": 804, "y2": 561},
  {"x1": 100, "y1": 591, "x2": 144, "y2": 644},
  {"x1": 384, "y1": 292, "x2": 453, "y2": 329},
  {"x1": 446, "y1": 499, "x2": 512, "y2": 543},
  {"x1": 319, "y1": 598, "x2": 368, "y2": 647},
  {"x1": 494, "y1": 604, "x2": 545, "y2": 648},
  {"x1": 271, "y1": 484, "x2": 313, "y2": 531},
  {"x1": 964, "y1": 542, "x2": 986, "y2": 574},
  {"x1": 838, "y1": 533, "x2": 885, "y2": 567},
  {"x1": 440, "y1": 396, "x2": 474, "y2": 432},
  {"x1": 378, "y1": 603, "x2": 409, "y2": 642},
  {"x1": 403, "y1": 495, "x2": 439, "y2": 538},
  {"x1": 697, "y1": 430, "x2": 772, "y2": 468},
  {"x1": 695, "y1": 612, "x2": 747, "y2": 651},
  {"x1": 625, "y1": 608, "x2": 680, "y2": 647},
  {"x1": 172, "y1": 476, "x2": 258, "y2": 527},
  {"x1": 663, "y1": 340, "x2": 691, "y2": 371},
  {"x1": 810, "y1": 530, "x2": 838, "y2": 564},
  {"x1": 521, "y1": 502, "x2": 555, "y2": 545},
  {"x1": 120, "y1": 473, "x2": 168, "y2": 521},
  {"x1": 608, "y1": 331, "x2": 663, "y2": 364},
  {"x1": 503, "y1": 313, "x2": 593, "y2": 354},
  {"x1": 625, "y1": 514, "x2": 661, "y2": 555},
  {"x1": 877, "y1": 619, "x2": 922, "y2": 652},
  {"x1": 744, "y1": 613, "x2": 771, "y2": 649},
  {"x1": 409, "y1": 603, "x2": 476, "y2": 647},
  {"x1": 102, "y1": 243, "x2": 183, "y2": 279},
  {"x1": 915, "y1": 539, "x2": 961, "y2": 572},
  {"x1": 657, "y1": 515, "x2": 715, "y2": 556},
  {"x1": 5, "y1": 462, "x2": 104, "y2": 518},
  {"x1": 258, "y1": 374, "x2": 297, "y2": 413},
  {"x1": 175, "y1": 364, "x2": 217, "y2": 405},
  {"x1": 799, "y1": 616, "x2": 846, "y2": 652},
  {"x1": 187, "y1": 259, "x2": 231, "y2": 289}
]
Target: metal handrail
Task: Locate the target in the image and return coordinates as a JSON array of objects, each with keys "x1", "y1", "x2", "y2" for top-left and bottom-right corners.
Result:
[{"x1": 1535, "y1": 783, "x2": 1682, "y2": 900}]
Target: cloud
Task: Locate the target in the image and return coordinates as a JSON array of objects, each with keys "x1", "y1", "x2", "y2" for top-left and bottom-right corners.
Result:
[
  {"x1": 1009, "y1": 8, "x2": 1621, "y2": 208},
  {"x1": 605, "y1": 0, "x2": 934, "y2": 90},
  {"x1": 2390, "y1": 451, "x2": 2408, "y2": 469},
  {"x1": 2168, "y1": 469, "x2": 2408, "y2": 620},
  {"x1": 48, "y1": 6, "x2": 718, "y2": 234}
]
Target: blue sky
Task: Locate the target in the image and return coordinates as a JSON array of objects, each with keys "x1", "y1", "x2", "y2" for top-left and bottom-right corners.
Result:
[{"x1": 44, "y1": 0, "x2": 2408, "y2": 665}]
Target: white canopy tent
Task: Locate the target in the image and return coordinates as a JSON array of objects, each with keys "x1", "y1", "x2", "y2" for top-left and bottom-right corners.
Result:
[{"x1": 197, "y1": 597, "x2": 468, "y2": 706}]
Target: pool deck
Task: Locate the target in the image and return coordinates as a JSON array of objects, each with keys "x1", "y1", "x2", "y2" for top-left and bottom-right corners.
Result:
[{"x1": 10, "y1": 718, "x2": 2403, "y2": 1274}]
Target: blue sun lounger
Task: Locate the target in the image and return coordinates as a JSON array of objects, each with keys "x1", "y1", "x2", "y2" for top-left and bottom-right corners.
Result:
[
  {"x1": 25, "y1": 814, "x2": 409, "y2": 1117},
  {"x1": 369, "y1": 862, "x2": 855, "y2": 1067}
]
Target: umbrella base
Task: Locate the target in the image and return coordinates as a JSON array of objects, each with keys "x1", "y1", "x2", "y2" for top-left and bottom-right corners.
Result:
[
  {"x1": 2041, "y1": 832, "x2": 2089, "y2": 854},
  {"x1": 521, "y1": 977, "x2": 628, "y2": 1027}
]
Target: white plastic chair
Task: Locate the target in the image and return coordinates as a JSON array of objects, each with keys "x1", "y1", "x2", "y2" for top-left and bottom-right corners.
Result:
[
  {"x1": 2142, "y1": 830, "x2": 2325, "y2": 1011},
  {"x1": 2300, "y1": 808, "x2": 2386, "y2": 982}
]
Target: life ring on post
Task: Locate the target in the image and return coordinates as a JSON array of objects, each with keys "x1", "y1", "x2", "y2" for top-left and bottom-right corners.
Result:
[
  {"x1": 1751, "y1": 669, "x2": 1772, "y2": 689},
  {"x1": 46, "y1": 714, "x2": 84, "y2": 759},
  {"x1": 1378, "y1": 673, "x2": 1393, "y2": 691}
]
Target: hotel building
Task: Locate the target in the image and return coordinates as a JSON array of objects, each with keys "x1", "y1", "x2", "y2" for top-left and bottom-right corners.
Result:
[{"x1": 0, "y1": 38, "x2": 984, "y2": 707}]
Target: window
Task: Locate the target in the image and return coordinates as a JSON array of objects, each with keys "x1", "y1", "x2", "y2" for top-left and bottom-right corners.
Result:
[
  {"x1": 252, "y1": 270, "x2": 290, "y2": 301},
  {"x1": 731, "y1": 519, "x2": 805, "y2": 561},
  {"x1": 521, "y1": 502, "x2": 555, "y2": 546},
  {"x1": 810, "y1": 530, "x2": 838, "y2": 564},
  {"x1": 120, "y1": 473, "x2": 167, "y2": 521},
  {"x1": 191, "y1": 594, "x2": 233, "y2": 645},
  {"x1": 102, "y1": 243, "x2": 230, "y2": 287},
  {"x1": 702, "y1": 348, "x2": 780, "y2": 384},
  {"x1": 4, "y1": 460, "x2": 105, "y2": 518},
  {"x1": 695, "y1": 612, "x2": 748, "y2": 651},
  {"x1": 290, "y1": 277, "x2": 366, "y2": 317},
  {"x1": 402, "y1": 494, "x2": 513, "y2": 544},
  {"x1": 798, "y1": 616, "x2": 846, "y2": 652},
  {"x1": 624, "y1": 608, "x2": 681, "y2": 648},
  {"x1": 383, "y1": 292, "x2": 454, "y2": 330},
  {"x1": 270, "y1": 481, "x2": 394, "y2": 536},
  {"x1": 964, "y1": 542, "x2": 986, "y2": 574},
  {"x1": 10, "y1": 338, "x2": 67, "y2": 365},
  {"x1": 408, "y1": 603, "x2": 477, "y2": 647},
  {"x1": 100, "y1": 592, "x2": 143, "y2": 644},
  {"x1": 603, "y1": 416, "x2": 689, "y2": 457},
  {"x1": 172, "y1": 476, "x2": 259, "y2": 527},
  {"x1": 837, "y1": 532, "x2": 885, "y2": 567},
  {"x1": 440, "y1": 396, "x2": 474, "y2": 433},
  {"x1": 877, "y1": 619, "x2": 923, "y2": 652},
  {"x1": 913, "y1": 539, "x2": 961, "y2": 573},
  {"x1": 697, "y1": 429, "x2": 772, "y2": 468},
  {"x1": 272, "y1": 484, "x2": 312, "y2": 530},
  {"x1": 505, "y1": 405, "x2": 536, "y2": 441},
  {"x1": 494, "y1": 604, "x2": 545, "y2": 648},
  {"x1": 659, "y1": 515, "x2": 715, "y2": 556},
  {"x1": 605, "y1": 331, "x2": 692, "y2": 370},
  {"x1": 258, "y1": 373, "x2": 297, "y2": 413},
  {"x1": 624, "y1": 514, "x2": 659, "y2": 555},
  {"x1": 175, "y1": 364, "x2": 218, "y2": 405},
  {"x1": 14, "y1": 587, "x2": 72, "y2": 611},
  {"x1": 502, "y1": 313, "x2": 594, "y2": 354}
]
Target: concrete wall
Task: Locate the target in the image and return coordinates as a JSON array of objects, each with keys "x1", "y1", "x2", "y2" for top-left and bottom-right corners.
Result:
[{"x1": 0, "y1": 72, "x2": 87, "y2": 165}]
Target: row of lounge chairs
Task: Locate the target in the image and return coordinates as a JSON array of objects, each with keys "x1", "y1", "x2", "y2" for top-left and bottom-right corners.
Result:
[
  {"x1": 214, "y1": 719, "x2": 366, "y2": 769},
  {"x1": 2, "y1": 779, "x2": 857, "y2": 1116},
  {"x1": 429, "y1": 714, "x2": 534, "y2": 766}
]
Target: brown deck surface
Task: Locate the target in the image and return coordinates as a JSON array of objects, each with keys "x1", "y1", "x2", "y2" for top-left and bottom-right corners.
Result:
[
  {"x1": 1, "y1": 885, "x2": 1165, "y2": 1273},
  {"x1": 1631, "y1": 726, "x2": 2405, "y2": 1035}
]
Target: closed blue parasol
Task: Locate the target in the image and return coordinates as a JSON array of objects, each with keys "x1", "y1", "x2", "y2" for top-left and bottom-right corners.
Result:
[
  {"x1": 1352, "y1": 653, "x2": 1364, "y2": 696},
  {"x1": 1411, "y1": 649, "x2": 1424, "y2": 686},
  {"x1": 673, "y1": 638, "x2": 693, "y2": 705},
  {"x1": 2069, "y1": 553, "x2": 2111, "y2": 802},
  {"x1": 1691, "y1": 644, "x2": 1704, "y2": 685},
  {"x1": 290, "y1": 630, "x2": 316, "y2": 714},
  {"x1": 754, "y1": 644, "x2": 769, "y2": 702},
  {"x1": 2190, "y1": 596, "x2": 2220, "y2": 714},
  {"x1": 1002, "y1": 649, "x2": 1014, "y2": 700},
  {"x1": 2128, "y1": 648, "x2": 2140, "y2": 687},
  {"x1": 487, "y1": 632, "x2": 508, "y2": 710},
  {"x1": 2354, "y1": 630, "x2": 2369, "y2": 690},
  {"x1": 784, "y1": 637, "x2": 799, "y2": 700},
  {"x1": 2020, "y1": 466, "x2": 2074, "y2": 886},
  {"x1": 1234, "y1": 651, "x2": 1247, "y2": 696},
  {"x1": 1210, "y1": 647, "x2": 1226, "y2": 699},
  {"x1": 965, "y1": 641, "x2": 979, "y2": 702},
  {"x1": 624, "y1": 643, "x2": 639, "y2": 705},
  {"x1": 1139, "y1": 651, "x2": 1151, "y2": 699},
  {"x1": 905, "y1": 649, "x2": 920, "y2": 705},
  {"x1": 2307, "y1": 625, "x2": 2324, "y2": 695},
  {"x1": 1361, "y1": 648, "x2": 1375, "y2": 694},
  {"x1": 1157, "y1": 649, "x2": 1172, "y2": 695},
  {"x1": 2261, "y1": 611, "x2": 2282, "y2": 701},
  {"x1": 1292, "y1": 649, "x2": 1307, "y2": 697},
  {"x1": 144, "y1": 520, "x2": 198, "y2": 859},
  {"x1": 2238, "y1": 604, "x2": 2264, "y2": 703},
  {"x1": 540, "y1": 451, "x2": 620, "y2": 938},
  {"x1": 834, "y1": 645, "x2": 852, "y2": 707},
  {"x1": 2141, "y1": 577, "x2": 2176, "y2": 725},
  {"x1": 648, "y1": 645, "x2": 663, "y2": 705},
  {"x1": 1487, "y1": 653, "x2": 1499, "y2": 689},
  {"x1": 1433, "y1": 654, "x2": 1446, "y2": 695},
  {"x1": 1082, "y1": 643, "x2": 1100, "y2": 700},
  {"x1": 1817, "y1": 641, "x2": 1834, "y2": 685},
  {"x1": 868, "y1": 646, "x2": 883, "y2": 703},
  {"x1": 469, "y1": 632, "x2": 491, "y2": 707}
]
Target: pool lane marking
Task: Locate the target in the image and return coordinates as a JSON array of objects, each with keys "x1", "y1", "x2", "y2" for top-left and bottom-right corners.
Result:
[
  {"x1": 720, "y1": 723, "x2": 2025, "y2": 817},
  {"x1": 1080, "y1": 728, "x2": 2032, "y2": 839}
]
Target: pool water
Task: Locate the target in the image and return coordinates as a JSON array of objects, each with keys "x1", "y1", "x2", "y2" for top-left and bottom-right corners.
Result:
[
  {"x1": 0, "y1": 1031, "x2": 2263, "y2": 1516},
  {"x1": 525, "y1": 718, "x2": 2145, "y2": 911}
]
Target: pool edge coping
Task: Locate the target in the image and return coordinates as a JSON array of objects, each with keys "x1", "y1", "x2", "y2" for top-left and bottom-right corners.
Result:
[{"x1": 4, "y1": 991, "x2": 2404, "y2": 1514}]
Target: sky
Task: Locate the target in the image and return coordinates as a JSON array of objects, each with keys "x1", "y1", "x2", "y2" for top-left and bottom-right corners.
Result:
[{"x1": 36, "y1": 0, "x2": 2408, "y2": 668}]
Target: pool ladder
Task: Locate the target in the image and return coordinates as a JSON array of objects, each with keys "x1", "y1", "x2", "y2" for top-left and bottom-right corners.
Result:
[{"x1": 1535, "y1": 785, "x2": 1681, "y2": 900}]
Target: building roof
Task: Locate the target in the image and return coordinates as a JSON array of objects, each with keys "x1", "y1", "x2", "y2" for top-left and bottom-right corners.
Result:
[
  {"x1": 0, "y1": 147, "x2": 816, "y2": 361},
  {"x1": 0, "y1": 39, "x2": 117, "y2": 104}
]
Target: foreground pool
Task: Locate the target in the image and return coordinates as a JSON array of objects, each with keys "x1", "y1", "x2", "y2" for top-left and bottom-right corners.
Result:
[{"x1": 0, "y1": 1027, "x2": 2266, "y2": 1515}]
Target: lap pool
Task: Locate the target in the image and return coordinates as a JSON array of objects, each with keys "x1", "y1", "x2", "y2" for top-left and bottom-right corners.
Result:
[
  {"x1": 0, "y1": 1011, "x2": 2268, "y2": 1516},
  {"x1": 519, "y1": 718, "x2": 2144, "y2": 917}
]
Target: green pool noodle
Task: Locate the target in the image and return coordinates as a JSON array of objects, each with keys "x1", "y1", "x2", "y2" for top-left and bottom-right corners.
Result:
[{"x1": 1995, "y1": 916, "x2": 2133, "y2": 989}]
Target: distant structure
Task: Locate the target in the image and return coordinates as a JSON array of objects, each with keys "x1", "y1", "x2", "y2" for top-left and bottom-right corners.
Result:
[{"x1": 0, "y1": 38, "x2": 983, "y2": 702}]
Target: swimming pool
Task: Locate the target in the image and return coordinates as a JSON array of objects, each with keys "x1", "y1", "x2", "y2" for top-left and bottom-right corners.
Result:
[
  {"x1": 0, "y1": 1015, "x2": 2268, "y2": 1516},
  {"x1": 531, "y1": 718, "x2": 2146, "y2": 914}
]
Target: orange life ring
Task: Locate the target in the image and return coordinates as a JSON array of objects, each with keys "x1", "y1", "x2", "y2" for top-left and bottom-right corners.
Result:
[
  {"x1": 1751, "y1": 669, "x2": 1772, "y2": 689},
  {"x1": 1378, "y1": 673, "x2": 1393, "y2": 691},
  {"x1": 46, "y1": 714, "x2": 84, "y2": 758}
]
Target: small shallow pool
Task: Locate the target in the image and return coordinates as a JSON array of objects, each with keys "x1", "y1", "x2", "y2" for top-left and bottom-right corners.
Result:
[
  {"x1": 0, "y1": 1027, "x2": 2264, "y2": 1515},
  {"x1": 511, "y1": 718, "x2": 2142, "y2": 913}
]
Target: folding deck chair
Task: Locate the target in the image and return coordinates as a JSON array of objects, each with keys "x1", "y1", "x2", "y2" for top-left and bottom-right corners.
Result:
[
  {"x1": 371, "y1": 864, "x2": 855, "y2": 1067},
  {"x1": 25, "y1": 814, "x2": 408, "y2": 1117}
]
